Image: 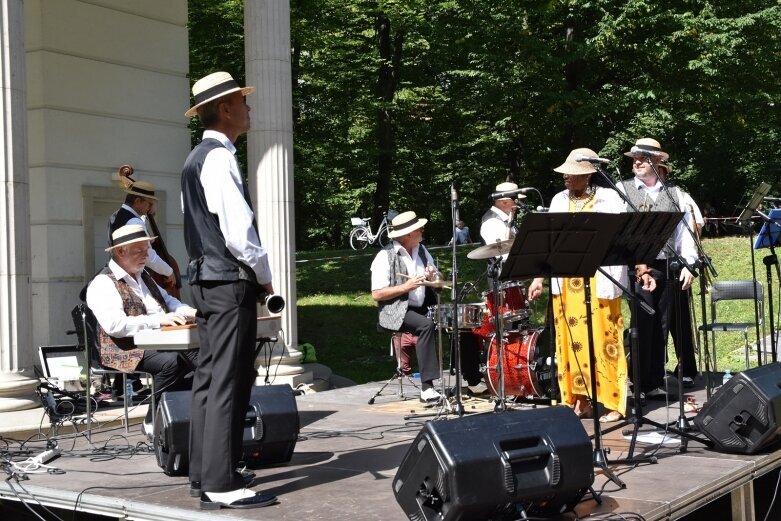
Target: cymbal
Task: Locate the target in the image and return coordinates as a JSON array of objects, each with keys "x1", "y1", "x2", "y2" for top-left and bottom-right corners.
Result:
[
  {"x1": 420, "y1": 280, "x2": 451, "y2": 289},
  {"x1": 467, "y1": 239, "x2": 514, "y2": 260}
]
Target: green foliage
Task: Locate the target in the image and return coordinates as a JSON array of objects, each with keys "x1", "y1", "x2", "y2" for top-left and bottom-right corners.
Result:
[{"x1": 189, "y1": 1, "x2": 781, "y2": 249}]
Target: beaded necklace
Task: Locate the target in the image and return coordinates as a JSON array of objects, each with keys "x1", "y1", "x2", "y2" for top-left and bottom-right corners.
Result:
[{"x1": 568, "y1": 186, "x2": 596, "y2": 212}]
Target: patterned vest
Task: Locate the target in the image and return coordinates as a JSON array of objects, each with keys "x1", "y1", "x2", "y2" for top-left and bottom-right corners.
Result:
[
  {"x1": 620, "y1": 179, "x2": 681, "y2": 257},
  {"x1": 377, "y1": 244, "x2": 432, "y2": 331},
  {"x1": 97, "y1": 267, "x2": 169, "y2": 372}
]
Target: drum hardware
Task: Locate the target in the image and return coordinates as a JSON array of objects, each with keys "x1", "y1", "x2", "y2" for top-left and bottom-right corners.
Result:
[{"x1": 466, "y1": 239, "x2": 514, "y2": 260}]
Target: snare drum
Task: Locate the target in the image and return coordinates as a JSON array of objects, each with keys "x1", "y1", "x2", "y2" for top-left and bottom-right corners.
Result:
[
  {"x1": 485, "y1": 328, "x2": 555, "y2": 398},
  {"x1": 427, "y1": 303, "x2": 485, "y2": 329},
  {"x1": 482, "y1": 281, "x2": 531, "y2": 329}
]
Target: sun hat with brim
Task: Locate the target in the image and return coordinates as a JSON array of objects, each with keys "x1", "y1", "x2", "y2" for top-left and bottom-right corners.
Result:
[
  {"x1": 494, "y1": 181, "x2": 526, "y2": 200},
  {"x1": 122, "y1": 180, "x2": 158, "y2": 201},
  {"x1": 623, "y1": 137, "x2": 669, "y2": 160},
  {"x1": 658, "y1": 159, "x2": 672, "y2": 173},
  {"x1": 387, "y1": 211, "x2": 428, "y2": 239},
  {"x1": 106, "y1": 224, "x2": 157, "y2": 252},
  {"x1": 185, "y1": 71, "x2": 256, "y2": 118},
  {"x1": 553, "y1": 148, "x2": 598, "y2": 176}
]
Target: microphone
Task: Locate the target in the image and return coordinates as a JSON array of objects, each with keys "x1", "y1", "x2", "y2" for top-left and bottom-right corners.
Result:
[
  {"x1": 575, "y1": 155, "x2": 611, "y2": 164},
  {"x1": 536, "y1": 206, "x2": 549, "y2": 212},
  {"x1": 491, "y1": 187, "x2": 533, "y2": 199},
  {"x1": 451, "y1": 184, "x2": 460, "y2": 223}
]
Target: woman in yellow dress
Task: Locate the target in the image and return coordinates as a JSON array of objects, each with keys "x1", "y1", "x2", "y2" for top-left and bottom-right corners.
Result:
[{"x1": 528, "y1": 148, "x2": 628, "y2": 422}]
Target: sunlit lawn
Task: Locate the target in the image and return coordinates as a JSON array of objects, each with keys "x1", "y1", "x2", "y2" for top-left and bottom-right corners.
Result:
[{"x1": 296, "y1": 235, "x2": 773, "y2": 384}]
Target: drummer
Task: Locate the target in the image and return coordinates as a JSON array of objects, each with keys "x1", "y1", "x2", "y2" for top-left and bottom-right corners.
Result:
[
  {"x1": 480, "y1": 181, "x2": 524, "y2": 256},
  {"x1": 370, "y1": 211, "x2": 443, "y2": 403}
]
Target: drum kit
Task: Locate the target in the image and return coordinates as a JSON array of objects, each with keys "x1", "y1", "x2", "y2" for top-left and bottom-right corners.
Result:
[{"x1": 423, "y1": 239, "x2": 557, "y2": 404}]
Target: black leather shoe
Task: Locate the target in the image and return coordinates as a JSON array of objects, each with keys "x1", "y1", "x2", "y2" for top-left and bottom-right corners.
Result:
[
  {"x1": 190, "y1": 470, "x2": 256, "y2": 497},
  {"x1": 199, "y1": 491, "x2": 277, "y2": 510}
]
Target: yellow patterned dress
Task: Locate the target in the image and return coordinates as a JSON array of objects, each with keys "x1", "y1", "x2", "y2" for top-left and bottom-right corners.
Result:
[{"x1": 551, "y1": 196, "x2": 627, "y2": 415}]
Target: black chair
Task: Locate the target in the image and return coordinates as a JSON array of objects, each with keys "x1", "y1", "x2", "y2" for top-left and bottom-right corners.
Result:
[
  {"x1": 368, "y1": 325, "x2": 420, "y2": 405},
  {"x1": 70, "y1": 304, "x2": 155, "y2": 438}
]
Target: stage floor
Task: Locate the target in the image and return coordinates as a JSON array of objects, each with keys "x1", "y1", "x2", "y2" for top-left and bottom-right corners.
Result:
[{"x1": 1, "y1": 374, "x2": 780, "y2": 520}]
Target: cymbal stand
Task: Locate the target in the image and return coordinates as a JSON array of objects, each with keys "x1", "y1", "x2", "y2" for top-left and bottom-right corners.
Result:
[{"x1": 487, "y1": 258, "x2": 509, "y2": 412}]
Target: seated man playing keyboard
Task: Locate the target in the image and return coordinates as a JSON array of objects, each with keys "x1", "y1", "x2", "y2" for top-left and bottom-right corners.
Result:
[{"x1": 86, "y1": 224, "x2": 198, "y2": 437}]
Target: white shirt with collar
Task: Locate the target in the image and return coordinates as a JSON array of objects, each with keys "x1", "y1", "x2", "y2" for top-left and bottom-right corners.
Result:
[
  {"x1": 370, "y1": 242, "x2": 434, "y2": 308},
  {"x1": 86, "y1": 259, "x2": 195, "y2": 338},
  {"x1": 196, "y1": 129, "x2": 272, "y2": 285},
  {"x1": 114, "y1": 204, "x2": 173, "y2": 277},
  {"x1": 619, "y1": 177, "x2": 698, "y2": 265},
  {"x1": 480, "y1": 206, "x2": 514, "y2": 245}
]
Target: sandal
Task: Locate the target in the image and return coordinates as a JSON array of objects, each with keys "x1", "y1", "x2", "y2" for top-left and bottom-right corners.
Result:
[
  {"x1": 599, "y1": 411, "x2": 623, "y2": 423},
  {"x1": 573, "y1": 400, "x2": 593, "y2": 419}
]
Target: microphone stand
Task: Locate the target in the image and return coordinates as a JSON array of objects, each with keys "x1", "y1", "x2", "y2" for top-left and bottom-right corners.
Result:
[
  {"x1": 450, "y1": 184, "x2": 465, "y2": 415},
  {"x1": 754, "y1": 208, "x2": 781, "y2": 363},
  {"x1": 594, "y1": 164, "x2": 710, "y2": 457}
]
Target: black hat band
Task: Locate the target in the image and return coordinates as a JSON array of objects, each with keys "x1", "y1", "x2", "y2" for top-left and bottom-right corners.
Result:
[
  {"x1": 192, "y1": 79, "x2": 240, "y2": 106},
  {"x1": 390, "y1": 217, "x2": 419, "y2": 233}
]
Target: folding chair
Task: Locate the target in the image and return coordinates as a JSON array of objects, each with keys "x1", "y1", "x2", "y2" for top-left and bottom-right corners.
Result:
[
  {"x1": 71, "y1": 304, "x2": 155, "y2": 438},
  {"x1": 698, "y1": 280, "x2": 765, "y2": 371},
  {"x1": 367, "y1": 326, "x2": 420, "y2": 404}
]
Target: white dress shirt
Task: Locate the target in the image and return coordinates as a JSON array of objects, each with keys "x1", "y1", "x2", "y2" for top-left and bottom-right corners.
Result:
[
  {"x1": 114, "y1": 204, "x2": 173, "y2": 277},
  {"x1": 197, "y1": 130, "x2": 272, "y2": 285},
  {"x1": 480, "y1": 206, "x2": 514, "y2": 245},
  {"x1": 370, "y1": 242, "x2": 434, "y2": 308},
  {"x1": 86, "y1": 259, "x2": 194, "y2": 338}
]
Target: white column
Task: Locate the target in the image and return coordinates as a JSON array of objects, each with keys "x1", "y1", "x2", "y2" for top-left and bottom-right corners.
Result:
[
  {"x1": 0, "y1": 0, "x2": 39, "y2": 412},
  {"x1": 245, "y1": 1, "x2": 308, "y2": 383}
]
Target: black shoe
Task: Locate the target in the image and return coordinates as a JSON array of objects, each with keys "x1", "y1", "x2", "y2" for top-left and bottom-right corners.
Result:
[
  {"x1": 190, "y1": 469, "x2": 256, "y2": 497},
  {"x1": 199, "y1": 491, "x2": 277, "y2": 510}
]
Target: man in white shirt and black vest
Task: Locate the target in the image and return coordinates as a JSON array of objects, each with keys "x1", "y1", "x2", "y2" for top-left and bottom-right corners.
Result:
[
  {"x1": 370, "y1": 211, "x2": 443, "y2": 402},
  {"x1": 85, "y1": 224, "x2": 198, "y2": 436},
  {"x1": 181, "y1": 71, "x2": 277, "y2": 510},
  {"x1": 108, "y1": 181, "x2": 175, "y2": 283},
  {"x1": 618, "y1": 138, "x2": 697, "y2": 400}
]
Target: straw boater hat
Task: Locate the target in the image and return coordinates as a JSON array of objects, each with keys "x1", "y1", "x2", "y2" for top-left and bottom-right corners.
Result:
[
  {"x1": 105, "y1": 224, "x2": 156, "y2": 252},
  {"x1": 494, "y1": 181, "x2": 527, "y2": 200},
  {"x1": 553, "y1": 148, "x2": 598, "y2": 176},
  {"x1": 185, "y1": 71, "x2": 256, "y2": 118},
  {"x1": 122, "y1": 180, "x2": 158, "y2": 201},
  {"x1": 623, "y1": 137, "x2": 669, "y2": 160},
  {"x1": 387, "y1": 211, "x2": 428, "y2": 239}
]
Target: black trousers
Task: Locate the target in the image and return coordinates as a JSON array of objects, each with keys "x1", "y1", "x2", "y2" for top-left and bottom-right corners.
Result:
[
  {"x1": 451, "y1": 332, "x2": 483, "y2": 386},
  {"x1": 669, "y1": 286, "x2": 698, "y2": 379},
  {"x1": 135, "y1": 349, "x2": 198, "y2": 422},
  {"x1": 397, "y1": 307, "x2": 440, "y2": 384},
  {"x1": 189, "y1": 280, "x2": 258, "y2": 493},
  {"x1": 634, "y1": 260, "x2": 673, "y2": 393}
]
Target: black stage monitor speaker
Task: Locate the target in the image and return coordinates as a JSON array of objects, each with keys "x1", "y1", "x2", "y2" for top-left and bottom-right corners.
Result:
[
  {"x1": 694, "y1": 362, "x2": 781, "y2": 454},
  {"x1": 154, "y1": 384, "x2": 299, "y2": 476},
  {"x1": 393, "y1": 407, "x2": 594, "y2": 521}
]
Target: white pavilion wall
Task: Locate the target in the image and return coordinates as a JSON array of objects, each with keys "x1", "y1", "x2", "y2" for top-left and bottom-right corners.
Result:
[{"x1": 24, "y1": 0, "x2": 191, "y2": 348}]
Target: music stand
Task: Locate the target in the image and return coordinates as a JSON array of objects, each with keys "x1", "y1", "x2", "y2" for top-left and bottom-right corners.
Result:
[
  {"x1": 754, "y1": 208, "x2": 781, "y2": 362},
  {"x1": 737, "y1": 182, "x2": 773, "y2": 366},
  {"x1": 500, "y1": 212, "x2": 629, "y2": 489},
  {"x1": 502, "y1": 211, "x2": 712, "y2": 489}
]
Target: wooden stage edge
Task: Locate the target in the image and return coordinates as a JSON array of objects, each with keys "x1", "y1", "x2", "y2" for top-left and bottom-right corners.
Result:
[{"x1": 1, "y1": 375, "x2": 781, "y2": 521}]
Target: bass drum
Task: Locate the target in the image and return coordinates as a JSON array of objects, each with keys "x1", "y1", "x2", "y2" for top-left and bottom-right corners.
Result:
[{"x1": 485, "y1": 328, "x2": 555, "y2": 398}]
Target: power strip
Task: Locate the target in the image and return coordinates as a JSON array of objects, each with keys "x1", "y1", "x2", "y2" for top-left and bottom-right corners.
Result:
[{"x1": 33, "y1": 447, "x2": 61, "y2": 465}]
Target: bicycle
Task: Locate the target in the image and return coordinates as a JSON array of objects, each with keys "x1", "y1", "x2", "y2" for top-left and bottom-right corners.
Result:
[{"x1": 349, "y1": 212, "x2": 390, "y2": 250}]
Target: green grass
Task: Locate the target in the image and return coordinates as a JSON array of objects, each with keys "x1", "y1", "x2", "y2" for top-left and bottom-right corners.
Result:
[{"x1": 296, "y1": 236, "x2": 774, "y2": 383}]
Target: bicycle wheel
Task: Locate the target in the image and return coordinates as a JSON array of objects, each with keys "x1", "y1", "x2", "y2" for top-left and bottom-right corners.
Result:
[
  {"x1": 349, "y1": 227, "x2": 370, "y2": 250},
  {"x1": 377, "y1": 226, "x2": 389, "y2": 247}
]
